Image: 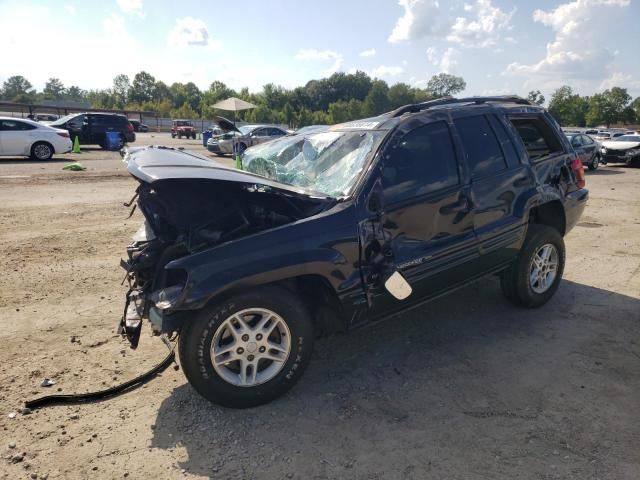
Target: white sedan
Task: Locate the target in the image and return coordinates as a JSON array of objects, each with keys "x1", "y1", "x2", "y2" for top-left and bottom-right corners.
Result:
[{"x1": 0, "y1": 117, "x2": 72, "y2": 160}]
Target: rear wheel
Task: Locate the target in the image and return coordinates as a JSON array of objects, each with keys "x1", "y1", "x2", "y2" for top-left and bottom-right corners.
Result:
[
  {"x1": 30, "y1": 142, "x2": 53, "y2": 160},
  {"x1": 588, "y1": 154, "x2": 600, "y2": 170},
  {"x1": 192, "y1": 133, "x2": 196, "y2": 139},
  {"x1": 179, "y1": 286, "x2": 314, "y2": 408},
  {"x1": 171, "y1": 133, "x2": 176, "y2": 138},
  {"x1": 501, "y1": 224, "x2": 565, "y2": 308}
]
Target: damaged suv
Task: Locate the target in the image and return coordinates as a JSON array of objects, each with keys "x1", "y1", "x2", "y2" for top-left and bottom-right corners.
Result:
[{"x1": 119, "y1": 96, "x2": 588, "y2": 408}]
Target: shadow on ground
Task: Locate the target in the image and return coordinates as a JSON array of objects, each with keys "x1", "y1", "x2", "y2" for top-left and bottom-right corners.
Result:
[{"x1": 151, "y1": 279, "x2": 640, "y2": 479}]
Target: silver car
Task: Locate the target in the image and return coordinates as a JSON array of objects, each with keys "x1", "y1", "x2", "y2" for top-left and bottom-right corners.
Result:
[{"x1": 206, "y1": 124, "x2": 289, "y2": 155}]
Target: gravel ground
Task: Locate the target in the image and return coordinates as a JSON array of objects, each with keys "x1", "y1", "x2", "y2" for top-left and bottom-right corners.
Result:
[{"x1": 0, "y1": 138, "x2": 638, "y2": 479}]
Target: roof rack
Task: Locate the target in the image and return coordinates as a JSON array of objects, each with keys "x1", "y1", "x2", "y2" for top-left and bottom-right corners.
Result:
[{"x1": 389, "y1": 95, "x2": 532, "y2": 118}]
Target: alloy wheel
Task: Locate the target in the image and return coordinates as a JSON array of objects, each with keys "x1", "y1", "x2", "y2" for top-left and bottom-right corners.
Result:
[
  {"x1": 210, "y1": 308, "x2": 291, "y2": 387},
  {"x1": 34, "y1": 144, "x2": 51, "y2": 160},
  {"x1": 529, "y1": 243, "x2": 559, "y2": 294}
]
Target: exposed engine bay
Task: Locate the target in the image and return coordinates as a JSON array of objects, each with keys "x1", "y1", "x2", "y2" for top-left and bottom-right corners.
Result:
[{"x1": 118, "y1": 148, "x2": 334, "y2": 348}]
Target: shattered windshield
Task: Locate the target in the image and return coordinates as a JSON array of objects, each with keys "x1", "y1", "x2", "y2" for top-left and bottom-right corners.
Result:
[{"x1": 242, "y1": 130, "x2": 384, "y2": 198}]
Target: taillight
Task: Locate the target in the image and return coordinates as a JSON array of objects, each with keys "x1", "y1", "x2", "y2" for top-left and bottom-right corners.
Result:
[
  {"x1": 570, "y1": 155, "x2": 586, "y2": 188},
  {"x1": 127, "y1": 122, "x2": 134, "y2": 133},
  {"x1": 57, "y1": 132, "x2": 70, "y2": 138}
]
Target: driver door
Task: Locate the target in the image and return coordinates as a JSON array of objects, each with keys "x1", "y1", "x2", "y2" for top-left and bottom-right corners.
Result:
[{"x1": 361, "y1": 118, "x2": 479, "y2": 317}]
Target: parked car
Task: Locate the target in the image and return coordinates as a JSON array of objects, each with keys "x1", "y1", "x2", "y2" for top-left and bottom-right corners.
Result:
[
  {"x1": 206, "y1": 124, "x2": 288, "y2": 155},
  {"x1": 0, "y1": 116, "x2": 72, "y2": 160},
  {"x1": 171, "y1": 120, "x2": 197, "y2": 139},
  {"x1": 592, "y1": 132, "x2": 612, "y2": 142},
  {"x1": 49, "y1": 113, "x2": 135, "y2": 148},
  {"x1": 129, "y1": 120, "x2": 149, "y2": 133},
  {"x1": 566, "y1": 133, "x2": 602, "y2": 170},
  {"x1": 600, "y1": 134, "x2": 640, "y2": 166},
  {"x1": 118, "y1": 96, "x2": 588, "y2": 408}
]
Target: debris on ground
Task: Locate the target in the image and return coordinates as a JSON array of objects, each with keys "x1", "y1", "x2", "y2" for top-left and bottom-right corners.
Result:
[
  {"x1": 41, "y1": 378, "x2": 56, "y2": 388},
  {"x1": 62, "y1": 162, "x2": 86, "y2": 171}
]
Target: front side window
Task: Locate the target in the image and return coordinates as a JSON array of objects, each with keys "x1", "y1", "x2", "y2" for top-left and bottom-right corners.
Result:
[
  {"x1": 382, "y1": 121, "x2": 460, "y2": 204},
  {"x1": 454, "y1": 115, "x2": 507, "y2": 178}
]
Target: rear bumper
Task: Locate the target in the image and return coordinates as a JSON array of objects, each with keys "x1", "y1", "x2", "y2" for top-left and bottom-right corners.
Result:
[
  {"x1": 125, "y1": 132, "x2": 136, "y2": 143},
  {"x1": 564, "y1": 188, "x2": 589, "y2": 234}
]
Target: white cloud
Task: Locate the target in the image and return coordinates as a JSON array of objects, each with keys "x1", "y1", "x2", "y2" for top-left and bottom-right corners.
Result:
[
  {"x1": 64, "y1": 4, "x2": 76, "y2": 15},
  {"x1": 506, "y1": 0, "x2": 630, "y2": 90},
  {"x1": 426, "y1": 46, "x2": 438, "y2": 64},
  {"x1": 117, "y1": 0, "x2": 144, "y2": 17},
  {"x1": 388, "y1": 0, "x2": 444, "y2": 43},
  {"x1": 168, "y1": 17, "x2": 211, "y2": 47},
  {"x1": 295, "y1": 49, "x2": 344, "y2": 75},
  {"x1": 439, "y1": 47, "x2": 460, "y2": 73},
  {"x1": 599, "y1": 72, "x2": 640, "y2": 91},
  {"x1": 359, "y1": 48, "x2": 376, "y2": 57},
  {"x1": 447, "y1": 0, "x2": 515, "y2": 48},
  {"x1": 103, "y1": 14, "x2": 127, "y2": 37},
  {"x1": 371, "y1": 65, "x2": 404, "y2": 77}
]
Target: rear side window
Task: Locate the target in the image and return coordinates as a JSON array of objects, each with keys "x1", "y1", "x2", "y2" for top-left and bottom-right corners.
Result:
[
  {"x1": 454, "y1": 115, "x2": 507, "y2": 178},
  {"x1": 0, "y1": 120, "x2": 36, "y2": 131},
  {"x1": 508, "y1": 116, "x2": 563, "y2": 161},
  {"x1": 383, "y1": 121, "x2": 460, "y2": 204}
]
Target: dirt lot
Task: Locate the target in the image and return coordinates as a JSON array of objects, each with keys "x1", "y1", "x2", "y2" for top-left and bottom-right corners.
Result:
[{"x1": 1, "y1": 136, "x2": 639, "y2": 479}]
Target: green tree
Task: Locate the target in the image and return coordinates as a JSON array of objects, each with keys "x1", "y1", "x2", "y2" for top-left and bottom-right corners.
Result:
[
  {"x1": 585, "y1": 87, "x2": 632, "y2": 127},
  {"x1": 527, "y1": 90, "x2": 545, "y2": 106},
  {"x1": 548, "y1": 86, "x2": 589, "y2": 126},
  {"x1": 388, "y1": 83, "x2": 415, "y2": 108},
  {"x1": 171, "y1": 101, "x2": 199, "y2": 119},
  {"x1": 363, "y1": 80, "x2": 390, "y2": 116},
  {"x1": 154, "y1": 81, "x2": 172, "y2": 102},
  {"x1": 112, "y1": 74, "x2": 131, "y2": 107},
  {"x1": 426, "y1": 73, "x2": 466, "y2": 98},
  {"x1": 1, "y1": 75, "x2": 35, "y2": 101},
  {"x1": 65, "y1": 86, "x2": 86, "y2": 101},
  {"x1": 130, "y1": 71, "x2": 157, "y2": 103},
  {"x1": 43, "y1": 77, "x2": 65, "y2": 99}
]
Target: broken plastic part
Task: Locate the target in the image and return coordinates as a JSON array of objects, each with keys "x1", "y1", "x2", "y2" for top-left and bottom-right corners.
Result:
[{"x1": 384, "y1": 271, "x2": 412, "y2": 300}]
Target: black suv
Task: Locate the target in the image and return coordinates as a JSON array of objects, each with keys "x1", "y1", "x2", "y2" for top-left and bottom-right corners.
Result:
[
  {"x1": 50, "y1": 112, "x2": 135, "y2": 148},
  {"x1": 118, "y1": 96, "x2": 588, "y2": 408}
]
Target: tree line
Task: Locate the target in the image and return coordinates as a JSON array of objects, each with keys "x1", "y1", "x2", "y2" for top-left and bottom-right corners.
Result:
[
  {"x1": 1, "y1": 72, "x2": 638, "y2": 128},
  {"x1": 0, "y1": 72, "x2": 466, "y2": 126}
]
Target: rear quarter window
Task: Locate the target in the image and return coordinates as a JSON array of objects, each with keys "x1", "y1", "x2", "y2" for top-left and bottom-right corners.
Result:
[{"x1": 508, "y1": 116, "x2": 564, "y2": 162}]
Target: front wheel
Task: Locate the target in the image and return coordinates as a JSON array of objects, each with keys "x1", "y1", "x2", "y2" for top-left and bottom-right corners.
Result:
[
  {"x1": 501, "y1": 224, "x2": 565, "y2": 308},
  {"x1": 178, "y1": 286, "x2": 315, "y2": 408}
]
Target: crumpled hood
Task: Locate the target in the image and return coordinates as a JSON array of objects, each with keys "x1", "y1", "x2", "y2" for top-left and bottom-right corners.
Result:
[
  {"x1": 602, "y1": 140, "x2": 640, "y2": 151},
  {"x1": 122, "y1": 146, "x2": 332, "y2": 198}
]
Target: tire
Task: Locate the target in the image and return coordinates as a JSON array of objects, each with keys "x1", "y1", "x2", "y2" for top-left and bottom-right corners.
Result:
[
  {"x1": 192, "y1": 133, "x2": 196, "y2": 140},
  {"x1": 30, "y1": 141, "x2": 53, "y2": 160},
  {"x1": 588, "y1": 155, "x2": 599, "y2": 171},
  {"x1": 178, "y1": 286, "x2": 315, "y2": 408},
  {"x1": 500, "y1": 224, "x2": 565, "y2": 308},
  {"x1": 171, "y1": 133, "x2": 176, "y2": 138}
]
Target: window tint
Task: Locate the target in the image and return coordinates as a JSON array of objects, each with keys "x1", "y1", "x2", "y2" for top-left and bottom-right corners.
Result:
[
  {"x1": 454, "y1": 115, "x2": 507, "y2": 178},
  {"x1": 487, "y1": 115, "x2": 520, "y2": 166},
  {"x1": 509, "y1": 116, "x2": 564, "y2": 161},
  {"x1": 67, "y1": 114, "x2": 86, "y2": 127},
  {"x1": 382, "y1": 121, "x2": 459, "y2": 204},
  {"x1": 91, "y1": 115, "x2": 118, "y2": 126},
  {"x1": 570, "y1": 135, "x2": 582, "y2": 147},
  {"x1": 0, "y1": 120, "x2": 36, "y2": 131},
  {"x1": 268, "y1": 128, "x2": 285, "y2": 136},
  {"x1": 582, "y1": 135, "x2": 594, "y2": 145}
]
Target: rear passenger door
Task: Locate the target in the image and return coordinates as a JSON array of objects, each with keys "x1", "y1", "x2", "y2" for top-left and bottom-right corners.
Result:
[{"x1": 452, "y1": 113, "x2": 530, "y2": 270}]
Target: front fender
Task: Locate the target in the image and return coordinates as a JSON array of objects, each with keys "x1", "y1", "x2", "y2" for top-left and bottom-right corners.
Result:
[{"x1": 166, "y1": 203, "x2": 362, "y2": 311}]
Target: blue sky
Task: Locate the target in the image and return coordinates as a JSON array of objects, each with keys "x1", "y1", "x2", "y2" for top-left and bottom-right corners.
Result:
[{"x1": 0, "y1": 0, "x2": 638, "y2": 101}]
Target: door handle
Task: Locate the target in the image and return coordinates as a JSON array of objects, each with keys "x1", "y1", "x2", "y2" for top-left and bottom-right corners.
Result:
[{"x1": 440, "y1": 196, "x2": 470, "y2": 214}]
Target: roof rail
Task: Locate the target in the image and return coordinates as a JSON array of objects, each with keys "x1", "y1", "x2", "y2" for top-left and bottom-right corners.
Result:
[{"x1": 389, "y1": 95, "x2": 532, "y2": 118}]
